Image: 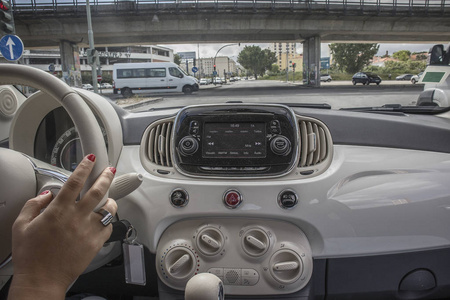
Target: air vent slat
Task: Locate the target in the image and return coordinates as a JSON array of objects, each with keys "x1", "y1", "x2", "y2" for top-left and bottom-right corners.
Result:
[
  {"x1": 145, "y1": 118, "x2": 175, "y2": 169},
  {"x1": 300, "y1": 121, "x2": 308, "y2": 167},
  {"x1": 313, "y1": 123, "x2": 320, "y2": 164},
  {"x1": 148, "y1": 128, "x2": 156, "y2": 163},
  {"x1": 154, "y1": 125, "x2": 162, "y2": 165},
  {"x1": 165, "y1": 122, "x2": 173, "y2": 167},
  {"x1": 319, "y1": 127, "x2": 327, "y2": 161},
  {"x1": 306, "y1": 122, "x2": 314, "y2": 166}
]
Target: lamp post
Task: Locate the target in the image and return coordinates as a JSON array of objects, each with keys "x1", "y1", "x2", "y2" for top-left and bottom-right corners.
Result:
[
  {"x1": 213, "y1": 43, "x2": 240, "y2": 84},
  {"x1": 86, "y1": 0, "x2": 98, "y2": 93}
]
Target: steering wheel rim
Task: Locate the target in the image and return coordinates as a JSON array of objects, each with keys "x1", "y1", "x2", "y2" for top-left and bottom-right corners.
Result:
[{"x1": 0, "y1": 64, "x2": 109, "y2": 265}]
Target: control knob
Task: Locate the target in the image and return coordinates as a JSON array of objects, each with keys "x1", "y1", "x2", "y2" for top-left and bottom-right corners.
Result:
[
  {"x1": 179, "y1": 136, "x2": 199, "y2": 156},
  {"x1": 270, "y1": 136, "x2": 291, "y2": 156}
]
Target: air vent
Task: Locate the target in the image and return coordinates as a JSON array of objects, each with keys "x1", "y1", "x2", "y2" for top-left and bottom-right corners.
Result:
[
  {"x1": 297, "y1": 117, "x2": 332, "y2": 169},
  {"x1": 145, "y1": 118, "x2": 175, "y2": 167}
]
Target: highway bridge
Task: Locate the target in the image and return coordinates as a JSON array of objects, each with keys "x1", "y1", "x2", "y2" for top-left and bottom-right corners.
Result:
[{"x1": 11, "y1": 0, "x2": 450, "y2": 48}]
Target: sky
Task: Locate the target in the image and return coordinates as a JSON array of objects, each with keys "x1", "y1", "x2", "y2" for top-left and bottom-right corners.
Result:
[{"x1": 165, "y1": 42, "x2": 436, "y2": 63}]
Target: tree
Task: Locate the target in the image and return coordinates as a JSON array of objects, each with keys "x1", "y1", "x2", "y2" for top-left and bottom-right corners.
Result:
[
  {"x1": 329, "y1": 43, "x2": 380, "y2": 74},
  {"x1": 392, "y1": 50, "x2": 411, "y2": 62},
  {"x1": 174, "y1": 54, "x2": 182, "y2": 65},
  {"x1": 270, "y1": 64, "x2": 280, "y2": 74},
  {"x1": 237, "y1": 46, "x2": 276, "y2": 79}
]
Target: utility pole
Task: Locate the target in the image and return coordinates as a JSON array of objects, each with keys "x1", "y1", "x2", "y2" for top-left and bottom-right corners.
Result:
[{"x1": 86, "y1": 0, "x2": 99, "y2": 94}]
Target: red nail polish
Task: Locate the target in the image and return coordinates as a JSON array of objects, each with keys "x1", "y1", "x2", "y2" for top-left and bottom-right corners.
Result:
[
  {"x1": 87, "y1": 154, "x2": 96, "y2": 162},
  {"x1": 40, "y1": 190, "x2": 50, "y2": 195},
  {"x1": 109, "y1": 167, "x2": 116, "y2": 175}
]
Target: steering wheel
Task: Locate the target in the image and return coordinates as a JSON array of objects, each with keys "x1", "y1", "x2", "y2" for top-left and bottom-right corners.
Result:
[{"x1": 0, "y1": 64, "x2": 109, "y2": 268}]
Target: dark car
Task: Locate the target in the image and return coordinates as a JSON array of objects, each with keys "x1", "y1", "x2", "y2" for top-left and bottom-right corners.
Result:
[
  {"x1": 352, "y1": 72, "x2": 382, "y2": 85},
  {"x1": 396, "y1": 74, "x2": 414, "y2": 80}
]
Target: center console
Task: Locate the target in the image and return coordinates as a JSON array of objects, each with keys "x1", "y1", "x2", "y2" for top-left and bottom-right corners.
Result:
[
  {"x1": 156, "y1": 218, "x2": 313, "y2": 296},
  {"x1": 173, "y1": 105, "x2": 299, "y2": 177}
]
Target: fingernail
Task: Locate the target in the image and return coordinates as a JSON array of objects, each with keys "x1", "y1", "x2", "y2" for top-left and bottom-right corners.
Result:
[
  {"x1": 40, "y1": 190, "x2": 50, "y2": 195},
  {"x1": 109, "y1": 167, "x2": 116, "y2": 175},
  {"x1": 87, "y1": 154, "x2": 96, "y2": 162}
]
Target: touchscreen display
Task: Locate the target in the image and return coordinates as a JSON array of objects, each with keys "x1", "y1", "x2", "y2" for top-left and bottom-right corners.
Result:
[{"x1": 203, "y1": 122, "x2": 266, "y2": 158}]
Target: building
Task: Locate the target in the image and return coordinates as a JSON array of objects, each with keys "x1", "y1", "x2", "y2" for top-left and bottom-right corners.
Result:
[
  {"x1": 1, "y1": 45, "x2": 174, "y2": 83},
  {"x1": 269, "y1": 42, "x2": 297, "y2": 70},
  {"x1": 181, "y1": 56, "x2": 239, "y2": 78}
]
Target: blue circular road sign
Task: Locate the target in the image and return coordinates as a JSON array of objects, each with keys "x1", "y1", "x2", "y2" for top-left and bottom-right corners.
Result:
[
  {"x1": 192, "y1": 67, "x2": 198, "y2": 73},
  {"x1": 0, "y1": 35, "x2": 24, "y2": 62}
]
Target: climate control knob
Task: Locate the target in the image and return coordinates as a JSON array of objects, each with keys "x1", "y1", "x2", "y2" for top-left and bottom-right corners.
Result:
[
  {"x1": 179, "y1": 136, "x2": 199, "y2": 156},
  {"x1": 270, "y1": 136, "x2": 291, "y2": 156}
]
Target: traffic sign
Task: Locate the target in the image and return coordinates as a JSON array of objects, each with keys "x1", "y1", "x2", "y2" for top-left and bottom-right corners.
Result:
[
  {"x1": 0, "y1": 34, "x2": 23, "y2": 61},
  {"x1": 48, "y1": 63, "x2": 55, "y2": 72},
  {"x1": 192, "y1": 67, "x2": 198, "y2": 73},
  {"x1": 213, "y1": 71, "x2": 218, "y2": 76},
  {"x1": 97, "y1": 75, "x2": 102, "y2": 82}
]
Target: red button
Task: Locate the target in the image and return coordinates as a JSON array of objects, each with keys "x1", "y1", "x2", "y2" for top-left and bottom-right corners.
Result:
[{"x1": 224, "y1": 190, "x2": 242, "y2": 208}]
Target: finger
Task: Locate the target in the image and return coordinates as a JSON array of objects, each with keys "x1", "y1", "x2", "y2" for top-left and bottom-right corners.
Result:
[
  {"x1": 56, "y1": 154, "x2": 96, "y2": 205},
  {"x1": 13, "y1": 191, "x2": 54, "y2": 229},
  {"x1": 78, "y1": 167, "x2": 116, "y2": 213}
]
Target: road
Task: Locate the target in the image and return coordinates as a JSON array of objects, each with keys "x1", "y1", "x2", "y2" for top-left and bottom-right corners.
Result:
[{"x1": 104, "y1": 80, "x2": 425, "y2": 112}]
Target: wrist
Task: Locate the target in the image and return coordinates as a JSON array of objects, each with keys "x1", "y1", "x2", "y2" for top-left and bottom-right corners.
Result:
[{"x1": 8, "y1": 274, "x2": 68, "y2": 300}]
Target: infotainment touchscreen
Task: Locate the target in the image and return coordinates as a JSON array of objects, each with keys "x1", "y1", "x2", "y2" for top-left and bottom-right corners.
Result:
[{"x1": 202, "y1": 122, "x2": 266, "y2": 158}]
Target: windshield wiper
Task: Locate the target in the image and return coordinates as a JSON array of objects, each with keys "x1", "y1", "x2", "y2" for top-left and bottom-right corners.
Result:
[{"x1": 340, "y1": 104, "x2": 443, "y2": 115}]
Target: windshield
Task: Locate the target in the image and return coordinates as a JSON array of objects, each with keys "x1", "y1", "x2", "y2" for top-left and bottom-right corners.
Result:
[{"x1": 2, "y1": 0, "x2": 450, "y2": 111}]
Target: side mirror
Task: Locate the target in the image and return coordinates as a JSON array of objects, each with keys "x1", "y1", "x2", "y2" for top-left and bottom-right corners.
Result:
[
  {"x1": 427, "y1": 45, "x2": 444, "y2": 65},
  {"x1": 179, "y1": 74, "x2": 184, "y2": 78}
]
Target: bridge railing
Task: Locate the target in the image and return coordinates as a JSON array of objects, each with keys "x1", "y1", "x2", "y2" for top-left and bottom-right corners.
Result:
[{"x1": 11, "y1": 0, "x2": 450, "y2": 16}]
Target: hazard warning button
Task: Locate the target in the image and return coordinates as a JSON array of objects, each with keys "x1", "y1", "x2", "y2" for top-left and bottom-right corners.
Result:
[{"x1": 223, "y1": 189, "x2": 243, "y2": 209}]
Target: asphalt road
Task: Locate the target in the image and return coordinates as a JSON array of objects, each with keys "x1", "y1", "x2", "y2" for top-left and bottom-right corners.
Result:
[{"x1": 104, "y1": 80, "x2": 425, "y2": 112}]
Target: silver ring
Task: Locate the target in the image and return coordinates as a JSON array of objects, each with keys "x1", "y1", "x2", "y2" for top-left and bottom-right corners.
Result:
[{"x1": 97, "y1": 208, "x2": 113, "y2": 226}]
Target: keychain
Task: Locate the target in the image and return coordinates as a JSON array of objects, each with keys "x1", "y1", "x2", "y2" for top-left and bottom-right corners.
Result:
[{"x1": 122, "y1": 225, "x2": 146, "y2": 286}]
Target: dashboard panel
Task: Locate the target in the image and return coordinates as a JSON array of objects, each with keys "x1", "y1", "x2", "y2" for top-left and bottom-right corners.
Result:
[{"x1": 5, "y1": 87, "x2": 450, "y2": 300}]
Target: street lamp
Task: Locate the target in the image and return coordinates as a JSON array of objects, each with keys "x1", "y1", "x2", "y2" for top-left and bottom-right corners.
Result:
[{"x1": 213, "y1": 43, "x2": 240, "y2": 84}]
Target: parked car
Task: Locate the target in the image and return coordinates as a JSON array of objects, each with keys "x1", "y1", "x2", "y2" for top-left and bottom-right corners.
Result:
[
  {"x1": 82, "y1": 83, "x2": 93, "y2": 90},
  {"x1": 199, "y1": 78, "x2": 208, "y2": 85},
  {"x1": 213, "y1": 77, "x2": 223, "y2": 84},
  {"x1": 320, "y1": 74, "x2": 332, "y2": 82},
  {"x1": 411, "y1": 72, "x2": 424, "y2": 84},
  {"x1": 352, "y1": 72, "x2": 382, "y2": 85},
  {"x1": 396, "y1": 74, "x2": 414, "y2": 81},
  {"x1": 100, "y1": 83, "x2": 112, "y2": 89}
]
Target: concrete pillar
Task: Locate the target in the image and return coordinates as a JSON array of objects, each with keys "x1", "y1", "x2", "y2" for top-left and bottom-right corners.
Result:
[
  {"x1": 59, "y1": 40, "x2": 82, "y2": 87},
  {"x1": 302, "y1": 36, "x2": 321, "y2": 87}
]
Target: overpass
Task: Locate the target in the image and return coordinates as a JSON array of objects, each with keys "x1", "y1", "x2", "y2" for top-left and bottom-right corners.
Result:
[
  {"x1": 8, "y1": 0, "x2": 450, "y2": 87},
  {"x1": 11, "y1": 0, "x2": 450, "y2": 48}
]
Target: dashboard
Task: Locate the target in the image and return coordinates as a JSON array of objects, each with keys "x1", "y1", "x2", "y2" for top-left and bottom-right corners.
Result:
[{"x1": 3, "y1": 86, "x2": 450, "y2": 300}]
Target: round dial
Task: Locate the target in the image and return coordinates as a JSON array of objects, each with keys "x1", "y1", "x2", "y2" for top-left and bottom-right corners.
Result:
[
  {"x1": 195, "y1": 226, "x2": 225, "y2": 256},
  {"x1": 241, "y1": 228, "x2": 270, "y2": 257},
  {"x1": 162, "y1": 246, "x2": 197, "y2": 281},
  {"x1": 269, "y1": 249, "x2": 303, "y2": 285}
]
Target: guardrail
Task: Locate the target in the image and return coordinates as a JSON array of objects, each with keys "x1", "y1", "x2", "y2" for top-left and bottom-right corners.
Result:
[{"x1": 11, "y1": 0, "x2": 450, "y2": 16}]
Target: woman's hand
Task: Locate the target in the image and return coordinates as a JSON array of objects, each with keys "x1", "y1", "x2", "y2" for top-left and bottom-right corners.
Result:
[{"x1": 8, "y1": 154, "x2": 117, "y2": 300}]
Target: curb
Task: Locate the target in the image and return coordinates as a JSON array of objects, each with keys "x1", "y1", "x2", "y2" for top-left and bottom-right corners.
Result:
[{"x1": 120, "y1": 97, "x2": 164, "y2": 110}]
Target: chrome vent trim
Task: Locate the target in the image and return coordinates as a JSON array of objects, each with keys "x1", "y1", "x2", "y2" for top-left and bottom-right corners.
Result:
[
  {"x1": 144, "y1": 117, "x2": 175, "y2": 168},
  {"x1": 297, "y1": 115, "x2": 333, "y2": 173}
]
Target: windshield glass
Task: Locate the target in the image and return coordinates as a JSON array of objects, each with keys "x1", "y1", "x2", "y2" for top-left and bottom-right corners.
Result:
[{"x1": 3, "y1": 0, "x2": 450, "y2": 111}]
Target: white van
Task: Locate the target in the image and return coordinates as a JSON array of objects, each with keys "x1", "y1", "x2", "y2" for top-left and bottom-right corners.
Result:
[{"x1": 113, "y1": 62, "x2": 199, "y2": 97}]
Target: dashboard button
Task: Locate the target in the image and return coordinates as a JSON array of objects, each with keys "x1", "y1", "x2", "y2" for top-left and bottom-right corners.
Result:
[
  {"x1": 242, "y1": 269, "x2": 259, "y2": 286},
  {"x1": 208, "y1": 268, "x2": 224, "y2": 278},
  {"x1": 277, "y1": 189, "x2": 298, "y2": 209},
  {"x1": 223, "y1": 190, "x2": 243, "y2": 209},
  {"x1": 169, "y1": 188, "x2": 189, "y2": 208}
]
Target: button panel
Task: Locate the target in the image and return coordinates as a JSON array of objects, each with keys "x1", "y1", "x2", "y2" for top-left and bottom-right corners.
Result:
[{"x1": 208, "y1": 268, "x2": 259, "y2": 286}]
